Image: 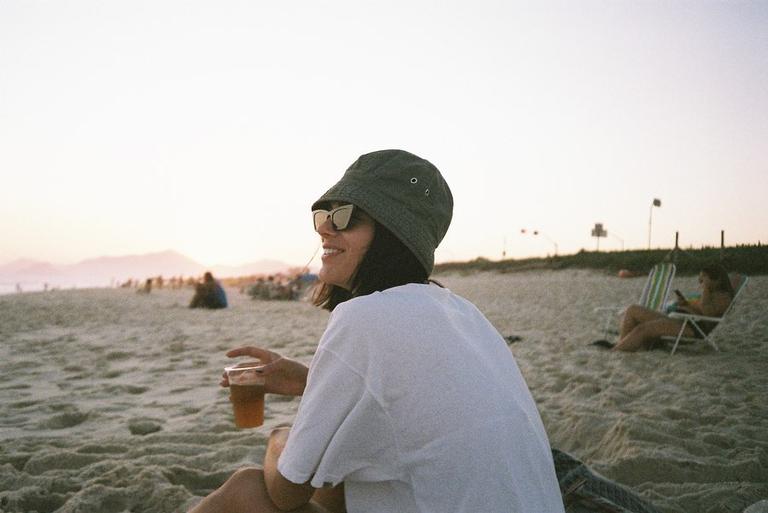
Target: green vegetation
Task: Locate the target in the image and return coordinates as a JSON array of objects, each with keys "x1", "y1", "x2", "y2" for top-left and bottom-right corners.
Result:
[{"x1": 434, "y1": 244, "x2": 767, "y2": 276}]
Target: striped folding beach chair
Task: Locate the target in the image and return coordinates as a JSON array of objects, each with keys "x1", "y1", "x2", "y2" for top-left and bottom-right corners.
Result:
[
  {"x1": 662, "y1": 274, "x2": 749, "y2": 355},
  {"x1": 637, "y1": 262, "x2": 677, "y2": 312},
  {"x1": 595, "y1": 263, "x2": 676, "y2": 339}
]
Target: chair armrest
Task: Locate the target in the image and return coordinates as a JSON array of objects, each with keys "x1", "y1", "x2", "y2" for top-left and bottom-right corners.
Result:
[{"x1": 668, "y1": 312, "x2": 722, "y2": 322}]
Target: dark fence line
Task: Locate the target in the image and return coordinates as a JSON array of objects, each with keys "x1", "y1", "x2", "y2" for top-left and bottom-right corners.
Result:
[{"x1": 435, "y1": 244, "x2": 768, "y2": 276}]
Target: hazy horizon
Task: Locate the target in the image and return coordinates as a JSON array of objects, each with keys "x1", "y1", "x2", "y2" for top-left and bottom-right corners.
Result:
[
  {"x1": 0, "y1": 248, "x2": 306, "y2": 295},
  {"x1": 0, "y1": 248, "x2": 295, "y2": 269},
  {"x1": 3, "y1": 1, "x2": 767, "y2": 268},
  {"x1": 1, "y1": 237, "x2": 765, "y2": 271}
]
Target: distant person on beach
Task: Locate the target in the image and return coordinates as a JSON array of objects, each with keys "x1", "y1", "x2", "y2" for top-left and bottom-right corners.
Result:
[
  {"x1": 610, "y1": 263, "x2": 735, "y2": 352},
  {"x1": 190, "y1": 150, "x2": 564, "y2": 513},
  {"x1": 189, "y1": 272, "x2": 228, "y2": 309},
  {"x1": 137, "y1": 278, "x2": 152, "y2": 294}
]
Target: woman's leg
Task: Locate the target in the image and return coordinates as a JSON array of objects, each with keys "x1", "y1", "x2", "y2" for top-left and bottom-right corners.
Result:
[
  {"x1": 613, "y1": 317, "x2": 694, "y2": 352},
  {"x1": 311, "y1": 484, "x2": 346, "y2": 513},
  {"x1": 188, "y1": 468, "x2": 333, "y2": 513},
  {"x1": 618, "y1": 304, "x2": 669, "y2": 338}
]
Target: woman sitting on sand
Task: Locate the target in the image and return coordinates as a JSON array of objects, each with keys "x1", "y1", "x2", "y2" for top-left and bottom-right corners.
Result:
[
  {"x1": 611, "y1": 264, "x2": 735, "y2": 352},
  {"x1": 189, "y1": 272, "x2": 228, "y2": 309},
  {"x1": 190, "y1": 150, "x2": 564, "y2": 513}
]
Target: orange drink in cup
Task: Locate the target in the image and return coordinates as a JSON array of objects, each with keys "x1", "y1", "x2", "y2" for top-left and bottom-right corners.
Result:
[{"x1": 225, "y1": 362, "x2": 266, "y2": 428}]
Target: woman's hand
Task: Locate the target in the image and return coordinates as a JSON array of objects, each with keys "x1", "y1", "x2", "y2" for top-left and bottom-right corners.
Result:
[
  {"x1": 674, "y1": 297, "x2": 690, "y2": 313},
  {"x1": 221, "y1": 346, "x2": 309, "y2": 397}
]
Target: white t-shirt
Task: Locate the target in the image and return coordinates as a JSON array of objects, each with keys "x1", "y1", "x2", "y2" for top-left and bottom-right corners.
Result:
[{"x1": 278, "y1": 283, "x2": 564, "y2": 513}]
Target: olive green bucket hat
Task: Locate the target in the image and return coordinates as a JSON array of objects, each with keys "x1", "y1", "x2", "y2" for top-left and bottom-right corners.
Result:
[{"x1": 312, "y1": 149, "x2": 453, "y2": 275}]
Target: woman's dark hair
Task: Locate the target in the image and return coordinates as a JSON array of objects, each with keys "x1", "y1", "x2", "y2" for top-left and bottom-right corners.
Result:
[
  {"x1": 701, "y1": 263, "x2": 734, "y2": 296},
  {"x1": 312, "y1": 221, "x2": 429, "y2": 311}
]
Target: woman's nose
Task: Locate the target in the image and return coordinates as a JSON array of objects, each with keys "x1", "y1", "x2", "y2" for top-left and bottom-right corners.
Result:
[{"x1": 316, "y1": 216, "x2": 336, "y2": 236}]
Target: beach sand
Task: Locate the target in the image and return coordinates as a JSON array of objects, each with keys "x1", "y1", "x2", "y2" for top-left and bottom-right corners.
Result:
[{"x1": 1, "y1": 270, "x2": 766, "y2": 513}]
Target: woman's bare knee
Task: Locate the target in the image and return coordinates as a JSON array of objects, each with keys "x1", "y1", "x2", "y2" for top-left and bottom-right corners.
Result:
[
  {"x1": 189, "y1": 467, "x2": 268, "y2": 513},
  {"x1": 190, "y1": 467, "x2": 335, "y2": 513},
  {"x1": 227, "y1": 467, "x2": 265, "y2": 487},
  {"x1": 620, "y1": 304, "x2": 644, "y2": 337},
  {"x1": 626, "y1": 304, "x2": 659, "y2": 320}
]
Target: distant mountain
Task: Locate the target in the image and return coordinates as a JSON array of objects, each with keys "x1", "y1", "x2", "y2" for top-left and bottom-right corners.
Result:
[
  {"x1": 69, "y1": 250, "x2": 205, "y2": 282},
  {"x1": 211, "y1": 259, "x2": 295, "y2": 278},
  {"x1": 0, "y1": 259, "x2": 59, "y2": 276},
  {"x1": 0, "y1": 250, "x2": 295, "y2": 290}
]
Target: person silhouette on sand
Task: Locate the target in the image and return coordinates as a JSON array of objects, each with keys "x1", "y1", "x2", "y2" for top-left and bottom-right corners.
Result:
[
  {"x1": 137, "y1": 278, "x2": 152, "y2": 294},
  {"x1": 189, "y1": 272, "x2": 228, "y2": 309}
]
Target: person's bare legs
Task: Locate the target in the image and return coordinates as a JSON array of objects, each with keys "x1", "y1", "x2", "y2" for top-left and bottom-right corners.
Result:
[
  {"x1": 188, "y1": 467, "x2": 334, "y2": 513},
  {"x1": 613, "y1": 317, "x2": 694, "y2": 352},
  {"x1": 618, "y1": 305, "x2": 668, "y2": 338}
]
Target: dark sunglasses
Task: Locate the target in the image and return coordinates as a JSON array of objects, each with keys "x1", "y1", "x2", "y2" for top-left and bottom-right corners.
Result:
[{"x1": 312, "y1": 204, "x2": 355, "y2": 232}]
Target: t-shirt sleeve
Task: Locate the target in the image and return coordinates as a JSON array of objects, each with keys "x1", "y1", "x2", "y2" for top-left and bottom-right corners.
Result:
[{"x1": 277, "y1": 308, "x2": 400, "y2": 488}]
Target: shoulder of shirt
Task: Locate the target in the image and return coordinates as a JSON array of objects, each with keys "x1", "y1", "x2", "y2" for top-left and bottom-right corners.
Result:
[{"x1": 331, "y1": 283, "x2": 451, "y2": 319}]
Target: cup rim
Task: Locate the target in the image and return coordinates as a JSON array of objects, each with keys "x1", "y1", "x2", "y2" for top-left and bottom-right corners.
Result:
[{"x1": 225, "y1": 361, "x2": 264, "y2": 373}]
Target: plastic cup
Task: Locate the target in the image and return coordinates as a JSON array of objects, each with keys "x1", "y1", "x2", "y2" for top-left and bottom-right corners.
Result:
[{"x1": 225, "y1": 361, "x2": 266, "y2": 428}]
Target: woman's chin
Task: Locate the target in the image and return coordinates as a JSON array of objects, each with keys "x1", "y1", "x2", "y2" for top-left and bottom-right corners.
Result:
[{"x1": 317, "y1": 270, "x2": 341, "y2": 289}]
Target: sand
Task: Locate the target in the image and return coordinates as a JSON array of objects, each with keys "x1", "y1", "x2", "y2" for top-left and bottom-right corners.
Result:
[{"x1": 0, "y1": 270, "x2": 766, "y2": 513}]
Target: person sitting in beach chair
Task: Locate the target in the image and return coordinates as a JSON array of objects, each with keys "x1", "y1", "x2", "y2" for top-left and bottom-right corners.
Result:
[
  {"x1": 190, "y1": 150, "x2": 565, "y2": 513},
  {"x1": 189, "y1": 272, "x2": 228, "y2": 309},
  {"x1": 611, "y1": 263, "x2": 734, "y2": 352}
]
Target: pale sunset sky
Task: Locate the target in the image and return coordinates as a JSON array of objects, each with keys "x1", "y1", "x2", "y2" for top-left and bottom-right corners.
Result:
[{"x1": 1, "y1": 1, "x2": 767, "y2": 268}]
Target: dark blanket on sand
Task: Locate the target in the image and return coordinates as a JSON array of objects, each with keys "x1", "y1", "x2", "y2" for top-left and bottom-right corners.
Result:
[{"x1": 553, "y1": 449, "x2": 661, "y2": 513}]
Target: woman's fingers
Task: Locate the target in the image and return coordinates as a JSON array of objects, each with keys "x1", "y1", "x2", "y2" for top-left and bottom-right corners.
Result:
[
  {"x1": 258, "y1": 356, "x2": 284, "y2": 375},
  {"x1": 225, "y1": 347, "x2": 285, "y2": 379},
  {"x1": 223, "y1": 347, "x2": 274, "y2": 387},
  {"x1": 226, "y1": 346, "x2": 274, "y2": 361}
]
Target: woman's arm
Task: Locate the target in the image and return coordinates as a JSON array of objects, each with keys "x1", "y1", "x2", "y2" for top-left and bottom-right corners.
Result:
[
  {"x1": 699, "y1": 291, "x2": 732, "y2": 318},
  {"x1": 263, "y1": 428, "x2": 316, "y2": 511},
  {"x1": 676, "y1": 302, "x2": 702, "y2": 315}
]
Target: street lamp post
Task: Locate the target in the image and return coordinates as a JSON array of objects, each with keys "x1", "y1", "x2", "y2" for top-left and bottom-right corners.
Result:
[
  {"x1": 521, "y1": 229, "x2": 558, "y2": 256},
  {"x1": 648, "y1": 198, "x2": 661, "y2": 249}
]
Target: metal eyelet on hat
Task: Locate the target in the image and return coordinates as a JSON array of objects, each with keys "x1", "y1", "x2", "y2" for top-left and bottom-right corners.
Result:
[
  {"x1": 425, "y1": 188, "x2": 430, "y2": 196},
  {"x1": 410, "y1": 177, "x2": 418, "y2": 184}
]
